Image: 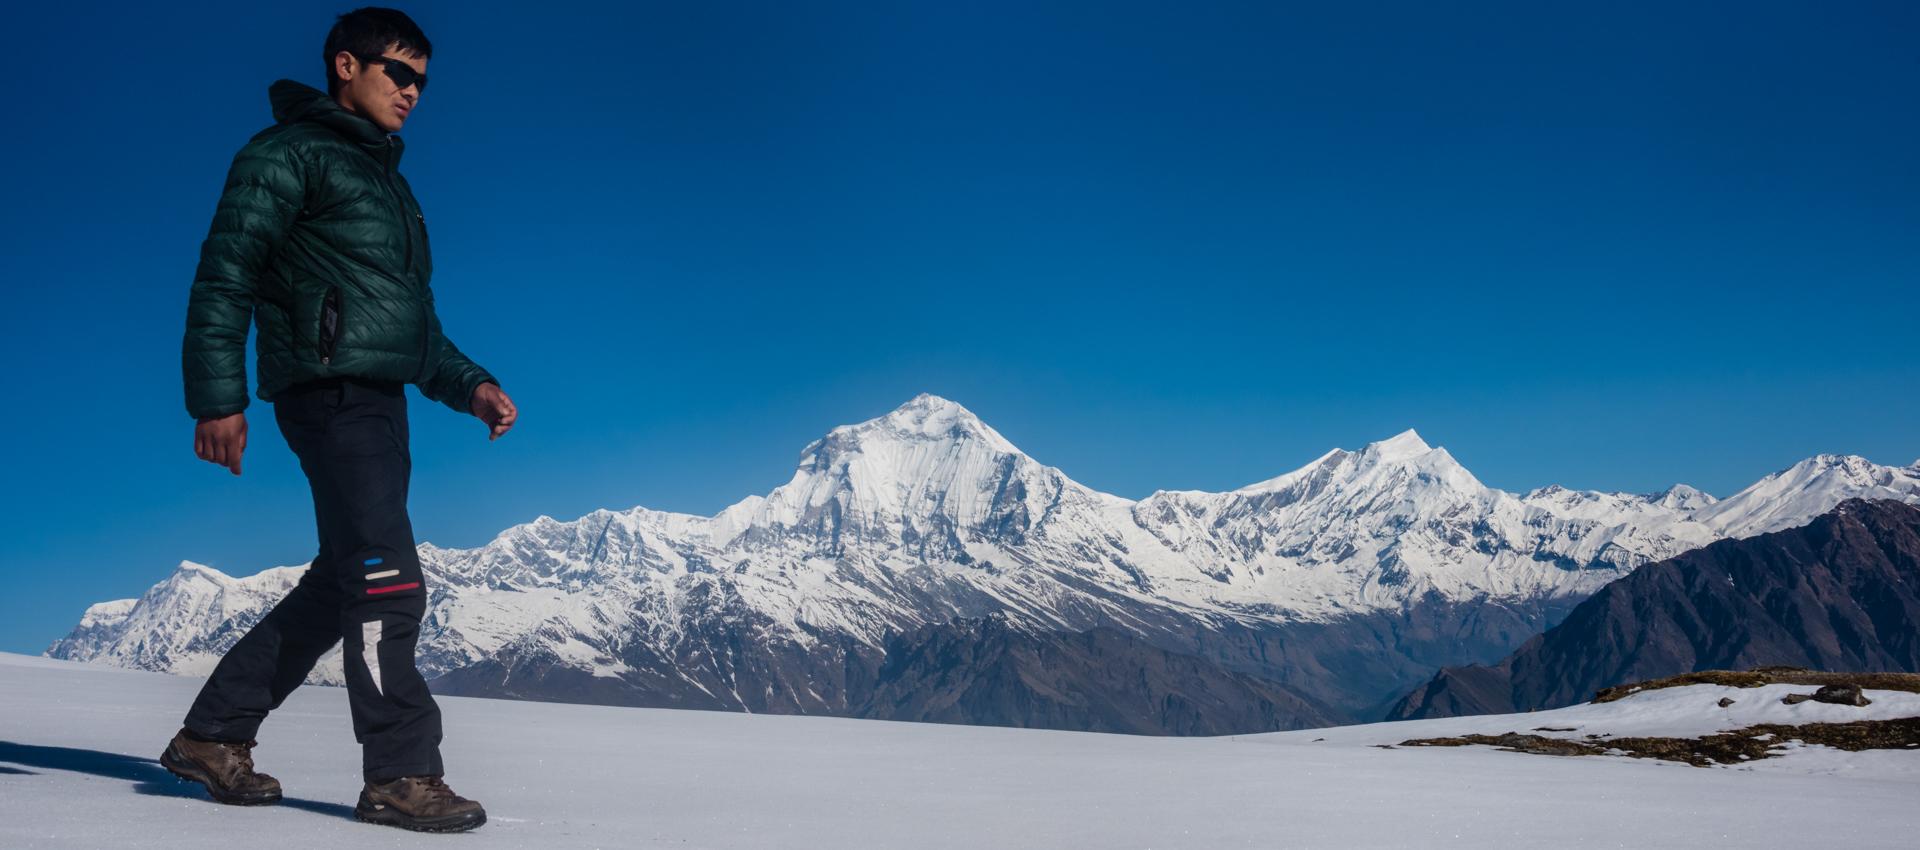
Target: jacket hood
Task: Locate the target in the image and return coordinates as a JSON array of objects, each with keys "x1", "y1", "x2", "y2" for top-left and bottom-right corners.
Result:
[{"x1": 268, "y1": 79, "x2": 403, "y2": 168}]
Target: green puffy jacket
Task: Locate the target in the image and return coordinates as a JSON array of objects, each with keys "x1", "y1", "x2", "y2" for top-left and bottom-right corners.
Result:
[{"x1": 182, "y1": 79, "x2": 498, "y2": 420}]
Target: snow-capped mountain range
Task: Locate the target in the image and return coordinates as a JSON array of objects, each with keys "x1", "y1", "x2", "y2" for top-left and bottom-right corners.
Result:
[{"x1": 47, "y1": 393, "x2": 1920, "y2": 728}]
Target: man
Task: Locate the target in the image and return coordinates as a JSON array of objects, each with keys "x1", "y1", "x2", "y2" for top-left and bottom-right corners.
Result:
[{"x1": 163, "y1": 7, "x2": 514, "y2": 834}]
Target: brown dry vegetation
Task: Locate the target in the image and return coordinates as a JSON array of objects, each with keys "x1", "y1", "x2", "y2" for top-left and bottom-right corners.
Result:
[
  {"x1": 1398, "y1": 670, "x2": 1920, "y2": 767},
  {"x1": 1400, "y1": 717, "x2": 1920, "y2": 767}
]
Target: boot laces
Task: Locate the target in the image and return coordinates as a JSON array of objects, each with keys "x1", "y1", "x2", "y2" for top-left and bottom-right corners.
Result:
[
  {"x1": 418, "y1": 775, "x2": 458, "y2": 802},
  {"x1": 219, "y1": 739, "x2": 259, "y2": 774}
]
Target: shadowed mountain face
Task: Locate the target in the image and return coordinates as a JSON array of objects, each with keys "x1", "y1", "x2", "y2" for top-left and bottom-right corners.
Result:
[
  {"x1": 1389, "y1": 498, "x2": 1920, "y2": 720},
  {"x1": 47, "y1": 395, "x2": 1920, "y2": 734},
  {"x1": 427, "y1": 593, "x2": 1562, "y2": 733},
  {"x1": 855, "y1": 614, "x2": 1340, "y2": 734}
]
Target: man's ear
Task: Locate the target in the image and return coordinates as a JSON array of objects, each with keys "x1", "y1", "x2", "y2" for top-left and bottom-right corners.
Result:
[{"x1": 332, "y1": 50, "x2": 358, "y2": 86}]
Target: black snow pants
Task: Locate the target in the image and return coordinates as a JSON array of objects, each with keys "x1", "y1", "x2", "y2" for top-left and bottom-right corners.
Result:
[{"x1": 183, "y1": 376, "x2": 445, "y2": 783}]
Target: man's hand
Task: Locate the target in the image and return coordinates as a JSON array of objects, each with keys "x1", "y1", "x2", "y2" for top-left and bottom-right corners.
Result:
[
  {"x1": 194, "y1": 412, "x2": 248, "y2": 475},
  {"x1": 470, "y1": 382, "x2": 517, "y2": 441}
]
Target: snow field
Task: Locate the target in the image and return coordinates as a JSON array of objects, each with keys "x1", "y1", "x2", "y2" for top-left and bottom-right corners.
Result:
[{"x1": 4, "y1": 653, "x2": 1917, "y2": 849}]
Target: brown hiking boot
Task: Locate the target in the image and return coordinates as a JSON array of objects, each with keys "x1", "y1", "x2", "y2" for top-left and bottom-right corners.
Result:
[
  {"x1": 158, "y1": 729, "x2": 283, "y2": 805},
  {"x1": 355, "y1": 775, "x2": 487, "y2": 833}
]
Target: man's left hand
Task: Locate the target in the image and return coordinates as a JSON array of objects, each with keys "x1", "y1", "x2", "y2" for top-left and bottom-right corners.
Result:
[{"x1": 470, "y1": 381, "x2": 517, "y2": 440}]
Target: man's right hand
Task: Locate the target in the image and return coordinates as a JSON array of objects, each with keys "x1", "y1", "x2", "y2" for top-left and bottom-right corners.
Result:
[{"x1": 195, "y1": 412, "x2": 248, "y2": 475}]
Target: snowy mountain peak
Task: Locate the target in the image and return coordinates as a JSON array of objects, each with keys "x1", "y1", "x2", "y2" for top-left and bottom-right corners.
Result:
[
  {"x1": 1362, "y1": 428, "x2": 1433, "y2": 463},
  {"x1": 885, "y1": 393, "x2": 1017, "y2": 452},
  {"x1": 737, "y1": 394, "x2": 1079, "y2": 543},
  {"x1": 1648, "y1": 483, "x2": 1717, "y2": 511},
  {"x1": 74, "y1": 598, "x2": 137, "y2": 629},
  {"x1": 804, "y1": 394, "x2": 1020, "y2": 466},
  {"x1": 1231, "y1": 430, "x2": 1456, "y2": 497},
  {"x1": 1805, "y1": 452, "x2": 1869, "y2": 468},
  {"x1": 1762, "y1": 454, "x2": 1894, "y2": 489},
  {"x1": 1691, "y1": 452, "x2": 1920, "y2": 538},
  {"x1": 172, "y1": 559, "x2": 230, "y2": 579},
  {"x1": 47, "y1": 560, "x2": 314, "y2": 679},
  {"x1": 1352, "y1": 431, "x2": 1482, "y2": 495},
  {"x1": 154, "y1": 560, "x2": 245, "y2": 594}
]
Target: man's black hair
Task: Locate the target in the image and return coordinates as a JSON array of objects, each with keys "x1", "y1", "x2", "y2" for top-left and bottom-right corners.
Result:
[{"x1": 323, "y1": 7, "x2": 433, "y2": 96}]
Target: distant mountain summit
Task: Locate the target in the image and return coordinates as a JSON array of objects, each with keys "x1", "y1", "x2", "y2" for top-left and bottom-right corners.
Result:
[
  {"x1": 48, "y1": 395, "x2": 1920, "y2": 732},
  {"x1": 1691, "y1": 454, "x2": 1920, "y2": 537},
  {"x1": 1388, "y1": 498, "x2": 1920, "y2": 720}
]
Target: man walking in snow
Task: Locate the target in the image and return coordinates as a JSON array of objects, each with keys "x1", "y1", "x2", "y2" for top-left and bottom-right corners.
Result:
[{"x1": 164, "y1": 7, "x2": 513, "y2": 833}]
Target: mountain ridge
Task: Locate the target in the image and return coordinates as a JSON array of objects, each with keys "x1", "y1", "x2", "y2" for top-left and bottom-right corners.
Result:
[{"x1": 47, "y1": 394, "x2": 1920, "y2": 731}]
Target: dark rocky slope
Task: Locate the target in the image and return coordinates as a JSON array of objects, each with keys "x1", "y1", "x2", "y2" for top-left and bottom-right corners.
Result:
[
  {"x1": 1389, "y1": 498, "x2": 1920, "y2": 720},
  {"x1": 434, "y1": 610, "x2": 1341, "y2": 734},
  {"x1": 855, "y1": 613, "x2": 1339, "y2": 734}
]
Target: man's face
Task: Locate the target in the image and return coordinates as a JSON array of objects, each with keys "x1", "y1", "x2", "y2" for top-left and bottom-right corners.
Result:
[{"x1": 333, "y1": 44, "x2": 425, "y2": 133}]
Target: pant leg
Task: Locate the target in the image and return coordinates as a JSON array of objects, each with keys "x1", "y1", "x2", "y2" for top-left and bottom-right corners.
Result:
[
  {"x1": 278, "y1": 377, "x2": 445, "y2": 782},
  {"x1": 181, "y1": 386, "x2": 351, "y2": 741},
  {"x1": 181, "y1": 555, "x2": 346, "y2": 741}
]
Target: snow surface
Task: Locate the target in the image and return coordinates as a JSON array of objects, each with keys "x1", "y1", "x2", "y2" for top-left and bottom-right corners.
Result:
[{"x1": 3, "y1": 653, "x2": 1917, "y2": 849}]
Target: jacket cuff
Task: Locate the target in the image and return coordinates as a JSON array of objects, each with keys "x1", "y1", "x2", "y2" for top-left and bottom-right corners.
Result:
[
  {"x1": 446, "y1": 372, "x2": 499, "y2": 415},
  {"x1": 189, "y1": 399, "x2": 249, "y2": 421}
]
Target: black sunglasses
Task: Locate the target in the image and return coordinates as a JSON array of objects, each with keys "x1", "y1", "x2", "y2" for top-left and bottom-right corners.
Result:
[{"x1": 352, "y1": 52, "x2": 428, "y2": 93}]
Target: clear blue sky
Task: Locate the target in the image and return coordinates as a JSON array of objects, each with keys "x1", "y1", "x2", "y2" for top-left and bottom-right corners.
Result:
[{"x1": 2, "y1": 0, "x2": 1915, "y2": 653}]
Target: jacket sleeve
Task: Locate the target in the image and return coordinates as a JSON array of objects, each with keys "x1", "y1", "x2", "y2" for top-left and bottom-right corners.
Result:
[
  {"x1": 416, "y1": 289, "x2": 499, "y2": 415},
  {"x1": 182, "y1": 137, "x2": 305, "y2": 420}
]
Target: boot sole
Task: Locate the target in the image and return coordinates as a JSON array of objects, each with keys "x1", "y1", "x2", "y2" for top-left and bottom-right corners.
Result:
[
  {"x1": 159, "y1": 743, "x2": 282, "y2": 806},
  {"x1": 354, "y1": 803, "x2": 487, "y2": 833}
]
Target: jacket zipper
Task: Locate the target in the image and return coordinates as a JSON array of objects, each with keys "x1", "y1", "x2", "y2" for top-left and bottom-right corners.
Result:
[
  {"x1": 383, "y1": 139, "x2": 414, "y2": 282},
  {"x1": 381, "y1": 137, "x2": 432, "y2": 378}
]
